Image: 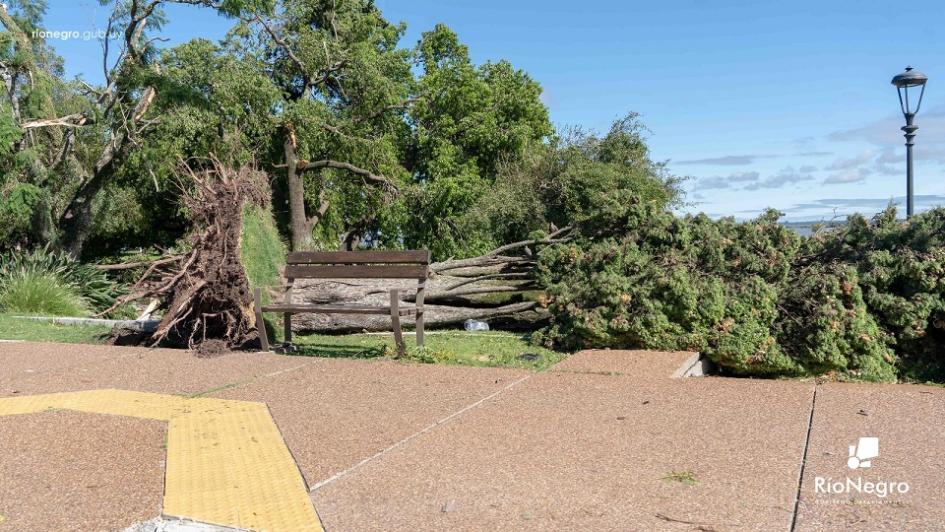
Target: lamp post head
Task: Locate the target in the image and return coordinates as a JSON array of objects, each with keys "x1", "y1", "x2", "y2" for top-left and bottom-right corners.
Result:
[
  {"x1": 893, "y1": 66, "x2": 928, "y2": 116},
  {"x1": 892, "y1": 66, "x2": 928, "y2": 88}
]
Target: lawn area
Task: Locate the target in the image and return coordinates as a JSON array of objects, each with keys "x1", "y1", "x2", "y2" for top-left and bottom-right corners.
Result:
[
  {"x1": 283, "y1": 331, "x2": 565, "y2": 370},
  {"x1": 0, "y1": 314, "x2": 112, "y2": 344},
  {"x1": 0, "y1": 314, "x2": 565, "y2": 370}
]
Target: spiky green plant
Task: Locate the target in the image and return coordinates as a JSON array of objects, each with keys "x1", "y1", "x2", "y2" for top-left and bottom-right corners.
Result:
[
  {"x1": 0, "y1": 272, "x2": 89, "y2": 316},
  {"x1": 0, "y1": 245, "x2": 121, "y2": 312}
]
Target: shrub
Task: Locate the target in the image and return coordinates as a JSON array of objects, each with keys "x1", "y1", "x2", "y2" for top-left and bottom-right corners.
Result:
[
  {"x1": 0, "y1": 245, "x2": 121, "y2": 313},
  {"x1": 0, "y1": 272, "x2": 89, "y2": 316}
]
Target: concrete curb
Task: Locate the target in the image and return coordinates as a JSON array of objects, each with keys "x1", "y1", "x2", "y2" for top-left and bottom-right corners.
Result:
[
  {"x1": 671, "y1": 352, "x2": 713, "y2": 378},
  {"x1": 9, "y1": 316, "x2": 159, "y2": 332}
]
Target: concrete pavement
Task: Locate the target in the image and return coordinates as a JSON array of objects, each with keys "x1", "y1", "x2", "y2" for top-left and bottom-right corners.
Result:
[{"x1": 0, "y1": 342, "x2": 943, "y2": 531}]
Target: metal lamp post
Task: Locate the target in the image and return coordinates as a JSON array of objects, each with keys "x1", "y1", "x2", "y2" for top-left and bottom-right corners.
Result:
[{"x1": 891, "y1": 66, "x2": 928, "y2": 219}]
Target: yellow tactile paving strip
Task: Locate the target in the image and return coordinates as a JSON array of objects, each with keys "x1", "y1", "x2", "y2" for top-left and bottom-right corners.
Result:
[{"x1": 0, "y1": 389, "x2": 323, "y2": 532}]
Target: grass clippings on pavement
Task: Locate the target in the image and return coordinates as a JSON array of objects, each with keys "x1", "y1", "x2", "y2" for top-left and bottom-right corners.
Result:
[{"x1": 662, "y1": 470, "x2": 698, "y2": 486}]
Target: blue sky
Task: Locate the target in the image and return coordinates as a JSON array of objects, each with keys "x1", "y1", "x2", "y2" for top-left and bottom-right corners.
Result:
[{"x1": 38, "y1": 0, "x2": 945, "y2": 221}]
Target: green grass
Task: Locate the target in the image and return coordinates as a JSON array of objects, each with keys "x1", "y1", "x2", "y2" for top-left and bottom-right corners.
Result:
[
  {"x1": 0, "y1": 314, "x2": 110, "y2": 343},
  {"x1": 281, "y1": 330, "x2": 565, "y2": 370},
  {"x1": 0, "y1": 312, "x2": 567, "y2": 371},
  {"x1": 0, "y1": 273, "x2": 89, "y2": 316}
]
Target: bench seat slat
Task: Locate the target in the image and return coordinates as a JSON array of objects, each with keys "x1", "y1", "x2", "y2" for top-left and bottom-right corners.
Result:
[
  {"x1": 287, "y1": 250, "x2": 430, "y2": 265},
  {"x1": 284, "y1": 264, "x2": 427, "y2": 279},
  {"x1": 261, "y1": 303, "x2": 417, "y2": 316}
]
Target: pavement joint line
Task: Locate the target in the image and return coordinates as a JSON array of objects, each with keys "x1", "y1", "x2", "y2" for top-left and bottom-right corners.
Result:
[
  {"x1": 0, "y1": 389, "x2": 323, "y2": 531},
  {"x1": 188, "y1": 360, "x2": 315, "y2": 398},
  {"x1": 309, "y1": 373, "x2": 533, "y2": 492},
  {"x1": 789, "y1": 384, "x2": 819, "y2": 532}
]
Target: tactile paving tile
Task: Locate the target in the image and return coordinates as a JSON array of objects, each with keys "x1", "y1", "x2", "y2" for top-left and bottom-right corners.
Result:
[{"x1": 0, "y1": 389, "x2": 322, "y2": 531}]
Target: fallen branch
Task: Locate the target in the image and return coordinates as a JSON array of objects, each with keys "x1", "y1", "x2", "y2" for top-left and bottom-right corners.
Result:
[
  {"x1": 94, "y1": 254, "x2": 184, "y2": 271},
  {"x1": 19, "y1": 113, "x2": 91, "y2": 130},
  {"x1": 432, "y1": 226, "x2": 571, "y2": 274},
  {"x1": 655, "y1": 513, "x2": 739, "y2": 530},
  {"x1": 443, "y1": 272, "x2": 531, "y2": 291}
]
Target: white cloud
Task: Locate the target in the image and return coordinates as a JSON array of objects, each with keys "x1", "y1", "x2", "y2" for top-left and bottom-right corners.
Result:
[
  {"x1": 677, "y1": 155, "x2": 768, "y2": 166},
  {"x1": 691, "y1": 171, "x2": 760, "y2": 191},
  {"x1": 825, "y1": 150, "x2": 875, "y2": 171},
  {"x1": 743, "y1": 167, "x2": 815, "y2": 190},
  {"x1": 824, "y1": 167, "x2": 872, "y2": 184}
]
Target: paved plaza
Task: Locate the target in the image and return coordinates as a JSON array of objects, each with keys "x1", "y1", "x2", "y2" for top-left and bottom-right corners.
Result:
[{"x1": 0, "y1": 342, "x2": 942, "y2": 531}]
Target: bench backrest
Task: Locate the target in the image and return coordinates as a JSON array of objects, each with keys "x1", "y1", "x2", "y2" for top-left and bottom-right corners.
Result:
[{"x1": 284, "y1": 250, "x2": 431, "y2": 280}]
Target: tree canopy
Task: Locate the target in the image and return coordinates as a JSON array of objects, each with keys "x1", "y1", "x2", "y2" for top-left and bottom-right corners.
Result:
[{"x1": 0, "y1": 0, "x2": 680, "y2": 261}]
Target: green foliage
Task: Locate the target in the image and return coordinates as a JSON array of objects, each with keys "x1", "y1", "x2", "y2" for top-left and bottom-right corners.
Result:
[
  {"x1": 0, "y1": 272, "x2": 88, "y2": 316},
  {"x1": 240, "y1": 205, "x2": 286, "y2": 291},
  {"x1": 0, "y1": 182, "x2": 44, "y2": 243},
  {"x1": 0, "y1": 101, "x2": 21, "y2": 153},
  {"x1": 0, "y1": 245, "x2": 122, "y2": 312},
  {"x1": 536, "y1": 206, "x2": 922, "y2": 382},
  {"x1": 403, "y1": 24, "x2": 555, "y2": 258},
  {"x1": 1, "y1": 0, "x2": 681, "y2": 265},
  {"x1": 804, "y1": 206, "x2": 945, "y2": 381}
]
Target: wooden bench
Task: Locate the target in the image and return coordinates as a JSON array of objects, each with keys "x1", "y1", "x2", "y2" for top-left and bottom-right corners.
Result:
[{"x1": 253, "y1": 250, "x2": 430, "y2": 354}]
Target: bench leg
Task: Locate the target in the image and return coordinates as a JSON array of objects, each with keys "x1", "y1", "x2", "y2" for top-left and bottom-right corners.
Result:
[
  {"x1": 254, "y1": 288, "x2": 270, "y2": 352},
  {"x1": 283, "y1": 312, "x2": 293, "y2": 346},
  {"x1": 415, "y1": 311, "x2": 424, "y2": 348},
  {"x1": 390, "y1": 289, "x2": 406, "y2": 356}
]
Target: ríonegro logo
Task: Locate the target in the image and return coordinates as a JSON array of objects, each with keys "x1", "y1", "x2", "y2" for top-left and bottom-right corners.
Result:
[
  {"x1": 847, "y1": 436, "x2": 879, "y2": 469},
  {"x1": 814, "y1": 437, "x2": 910, "y2": 504}
]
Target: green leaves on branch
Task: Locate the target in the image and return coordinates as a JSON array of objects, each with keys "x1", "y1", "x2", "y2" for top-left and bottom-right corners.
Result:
[{"x1": 536, "y1": 205, "x2": 945, "y2": 382}]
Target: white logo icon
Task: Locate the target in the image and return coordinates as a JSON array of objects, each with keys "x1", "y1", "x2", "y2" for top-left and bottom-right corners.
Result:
[{"x1": 847, "y1": 437, "x2": 879, "y2": 469}]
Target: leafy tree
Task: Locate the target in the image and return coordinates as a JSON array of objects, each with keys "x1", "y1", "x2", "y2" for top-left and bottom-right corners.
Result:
[
  {"x1": 224, "y1": 0, "x2": 412, "y2": 250},
  {"x1": 403, "y1": 24, "x2": 552, "y2": 258}
]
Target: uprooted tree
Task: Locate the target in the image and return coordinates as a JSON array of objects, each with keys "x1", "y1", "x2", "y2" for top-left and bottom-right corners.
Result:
[
  {"x1": 0, "y1": 1, "x2": 683, "y2": 350},
  {"x1": 105, "y1": 161, "x2": 267, "y2": 351}
]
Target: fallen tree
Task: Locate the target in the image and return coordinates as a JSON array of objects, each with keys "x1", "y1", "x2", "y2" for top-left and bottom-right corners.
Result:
[
  {"x1": 286, "y1": 226, "x2": 573, "y2": 333},
  {"x1": 104, "y1": 160, "x2": 266, "y2": 352}
]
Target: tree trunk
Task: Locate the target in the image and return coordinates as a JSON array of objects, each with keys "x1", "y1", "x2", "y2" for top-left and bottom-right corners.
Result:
[
  {"x1": 287, "y1": 276, "x2": 546, "y2": 333},
  {"x1": 57, "y1": 86, "x2": 155, "y2": 257},
  {"x1": 57, "y1": 159, "x2": 113, "y2": 257},
  {"x1": 284, "y1": 129, "x2": 315, "y2": 251},
  {"x1": 283, "y1": 228, "x2": 572, "y2": 333}
]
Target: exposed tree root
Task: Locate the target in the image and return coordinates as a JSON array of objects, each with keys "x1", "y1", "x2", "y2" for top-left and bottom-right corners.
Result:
[{"x1": 107, "y1": 159, "x2": 266, "y2": 352}]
